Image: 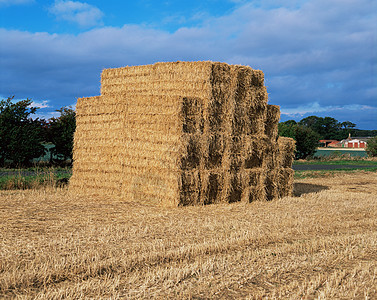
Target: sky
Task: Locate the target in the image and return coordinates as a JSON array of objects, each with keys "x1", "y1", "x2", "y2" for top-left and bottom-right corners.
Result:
[{"x1": 0, "y1": 0, "x2": 376, "y2": 129}]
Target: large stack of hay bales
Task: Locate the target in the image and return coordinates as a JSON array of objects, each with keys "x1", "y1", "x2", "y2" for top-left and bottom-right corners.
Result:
[{"x1": 69, "y1": 62, "x2": 295, "y2": 206}]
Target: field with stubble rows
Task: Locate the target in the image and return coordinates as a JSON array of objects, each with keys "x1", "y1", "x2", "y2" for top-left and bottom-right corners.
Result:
[{"x1": 1, "y1": 171, "x2": 376, "y2": 299}]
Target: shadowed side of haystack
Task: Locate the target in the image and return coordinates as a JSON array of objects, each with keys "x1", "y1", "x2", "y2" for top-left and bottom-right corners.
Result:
[{"x1": 69, "y1": 61, "x2": 295, "y2": 206}]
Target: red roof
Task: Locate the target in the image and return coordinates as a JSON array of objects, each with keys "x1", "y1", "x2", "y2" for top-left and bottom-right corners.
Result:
[{"x1": 319, "y1": 140, "x2": 339, "y2": 143}]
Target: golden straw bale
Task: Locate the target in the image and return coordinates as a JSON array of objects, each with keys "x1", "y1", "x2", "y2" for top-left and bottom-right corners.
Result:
[
  {"x1": 122, "y1": 169, "x2": 179, "y2": 207},
  {"x1": 278, "y1": 168, "x2": 295, "y2": 198},
  {"x1": 278, "y1": 137, "x2": 296, "y2": 168},
  {"x1": 179, "y1": 133, "x2": 203, "y2": 170},
  {"x1": 101, "y1": 62, "x2": 213, "y2": 99},
  {"x1": 265, "y1": 105, "x2": 280, "y2": 141},
  {"x1": 204, "y1": 133, "x2": 228, "y2": 169},
  {"x1": 242, "y1": 168, "x2": 267, "y2": 202},
  {"x1": 180, "y1": 97, "x2": 204, "y2": 134},
  {"x1": 201, "y1": 170, "x2": 228, "y2": 205},
  {"x1": 243, "y1": 135, "x2": 267, "y2": 169},
  {"x1": 265, "y1": 170, "x2": 279, "y2": 201},
  {"x1": 71, "y1": 61, "x2": 294, "y2": 206},
  {"x1": 179, "y1": 170, "x2": 201, "y2": 206},
  {"x1": 232, "y1": 66, "x2": 250, "y2": 135},
  {"x1": 70, "y1": 95, "x2": 126, "y2": 196}
]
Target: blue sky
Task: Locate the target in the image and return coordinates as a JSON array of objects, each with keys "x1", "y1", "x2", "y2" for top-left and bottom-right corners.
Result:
[{"x1": 1, "y1": 0, "x2": 376, "y2": 129}]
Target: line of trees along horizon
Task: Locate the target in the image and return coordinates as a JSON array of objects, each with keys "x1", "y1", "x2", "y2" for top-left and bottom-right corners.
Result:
[
  {"x1": 278, "y1": 116, "x2": 377, "y2": 159},
  {"x1": 281, "y1": 116, "x2": 377, "y2": 140},
  {"x1": 1, "y1": 97, "x2": 376, "y2": 166}
]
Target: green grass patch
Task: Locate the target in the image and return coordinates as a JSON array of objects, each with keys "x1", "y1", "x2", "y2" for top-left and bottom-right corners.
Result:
[
  {"x1": 0, "y1": 166, "x2": 72, "y2": 173},
  {"x1": 0, "y1": 167, "x2": 72, "y2": 190},
  {"x1": 294, "y1": 167, "x2": 377, "y2": 179},
  {"x1": 293, "y1": 160, "x2": 377, "y2": 166}
]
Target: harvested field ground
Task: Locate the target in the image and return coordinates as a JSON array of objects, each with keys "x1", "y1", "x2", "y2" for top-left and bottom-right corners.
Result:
[{"x1": 0, "y1": 171, "x2": 376, "y2": 299}]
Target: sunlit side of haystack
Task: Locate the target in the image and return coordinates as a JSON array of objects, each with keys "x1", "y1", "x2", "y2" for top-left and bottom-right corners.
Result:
[{"x1": 69, "y1": 62, "x2": 295, "y2": 206}]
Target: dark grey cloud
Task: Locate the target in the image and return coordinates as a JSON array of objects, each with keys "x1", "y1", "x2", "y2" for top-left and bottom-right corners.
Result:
[{"x1": 0, "y1": 0, "x2": 376, "y2": 128}]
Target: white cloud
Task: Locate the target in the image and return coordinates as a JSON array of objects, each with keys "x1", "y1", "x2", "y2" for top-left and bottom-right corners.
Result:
[
  {"x1": 281, "y1": 102, "x2": 374, "y2": 116},
  {"x1": 32, "y1": 111, "x2": 60, "y2": 121},
  {"x1": 281, "y1": 102, "x2": 329, "y2": 116},
  {"x1": 49, "y1": 0, "x2": 103, "y2": 27},
  {"x1": 0, "y1": 95, "x2": 50, "y2": 109},
  {"x1": 30, "y1": 100, "x2": 50, "y2": 109}
]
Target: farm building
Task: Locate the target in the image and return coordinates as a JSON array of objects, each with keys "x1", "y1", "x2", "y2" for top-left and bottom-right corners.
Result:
[
  {"x1": 69, "y1": 61, "x2": 295, "y2": 206},
  {"x1": 339, "y1": 134, "x2": 370, "y2": 148},
  {"x1": 319, "y1": 140, "x2": 340, "y2": 148}
]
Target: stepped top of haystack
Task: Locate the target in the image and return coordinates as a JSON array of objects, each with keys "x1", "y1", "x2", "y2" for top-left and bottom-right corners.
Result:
[
  {"x1": 102, "y1": 61, "x2": 260, "y2": 71},
  {"x1": 101, "y1": 61, "x2": 263, "y2": 78},
  {"x1": 100, "y1": 61, "x2": 265, "y2": 97}
]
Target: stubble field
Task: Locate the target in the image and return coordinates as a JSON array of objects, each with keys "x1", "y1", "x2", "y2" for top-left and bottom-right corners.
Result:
[{"x1": 0, "y1": 171, "x2": 376, "y2": 299}]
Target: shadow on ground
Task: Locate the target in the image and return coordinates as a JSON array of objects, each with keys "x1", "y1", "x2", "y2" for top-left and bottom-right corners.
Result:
[{"x1": 293, "y1": 183, "x2": 329, "y2": 197}]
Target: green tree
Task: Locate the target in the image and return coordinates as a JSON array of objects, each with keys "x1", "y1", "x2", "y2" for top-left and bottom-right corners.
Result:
[
  {"x1": 279, "y1": 120, "x2": 320, "y2": 159},
  {"x1": 341, "y1": 121, "x2": 356, "y2": 130},
  {"x1": 352, "y1": 129, "x2": 377, "y2": 137},
  {"x1": 0, "y1": 96, "x2": 45, "y2": 166},
  {"x1": 298, "y1": 116, "x2": 322, "y2": 131},
  {"x1": 321, "y1": 117, "x2": 342, "y2": 140},
  {"x1": 294, "y1": 125, "x2": 321, "y2": 159},
  {"x1": 278, "y1": 120, "x2": 296, "y2": 139},
  {"x1": 46, "y1": 106, "x2": 76, "y2": 162},
  {"x1": 365, "y1": 136, "x2": 377, "y2": 157},
  {"x1": 299, "y1": 116, "x2": 353, "y2": 140}
]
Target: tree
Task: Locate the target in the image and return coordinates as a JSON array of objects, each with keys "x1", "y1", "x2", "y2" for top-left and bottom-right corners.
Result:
[
  {"x1": 0, "y1": 96, "x2": 45, "y2": 166},
  {"x1": 278, "y1": 120, "x2": 296, "y2": 139},
  {"x1": 279, "y1": 120, "x2": 320, "y2": 159},
  {"x1": 321, "y1": 117, "x2": 342, "y2": 140},
  {"x1": 366, "y1": 136, "x2": 377, "y2": 157},
  {"x1": 299, "y1": 115, "x2": 354, "y2": 140},
  {"x1": 341, "y1": 121, "x2": 356, "y2": 130},
  {"x1": 298, "y1": 116, "x2": 322, "y2": 130},
  {"x1": 46, "y1": 106, "x2": 76, "y2": 162},
  {"x1": 294, "y1": 125, "x2": 320, "y2": 159}
]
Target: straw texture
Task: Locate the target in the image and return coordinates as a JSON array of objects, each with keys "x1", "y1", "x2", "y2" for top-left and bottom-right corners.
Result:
[{"x1": 70, "y1": 61, "x2": 295, "y2": 206}]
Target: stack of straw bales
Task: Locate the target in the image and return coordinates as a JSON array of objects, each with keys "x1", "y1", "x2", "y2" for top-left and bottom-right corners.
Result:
[{"x1": 70, "y1": 62, "x2": 295, "y2": 206}]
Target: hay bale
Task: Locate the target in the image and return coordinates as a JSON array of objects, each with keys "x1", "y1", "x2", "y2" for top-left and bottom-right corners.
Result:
[
  {"x1": 275, "y1": 137, "x2": 296, "y2": 198},
  {"x1": 204, "y1": 133, "x2": 228, "y2": 169},
  {"x1": 242, "y1": 168, "x2": 267, "y2": 202},
  {"x1": 265, "y1": 170, "x2": 279, "y2": 201},
  {"x1": 71, "y1": 61, "x2": 294, "y2": 206},
  {"x1": 181, "y1": 97, "x2": 204, "y2": 134},
  {"x1": 278, "y1": 137, "x2": 296, "y2": 168},
  {"x1": 179, "y1": 170, "x2": 201, "y2": 205},
  {"x1": 243, "y1": 135, "x2": 267, "y2": 169},
  {"x1": 265, "y1": 105, "x2": 280, "y2": 141},
  {"x1": 201, "y1": 170, "x2": 228, "y2": 204},
  {"x1": 70, "y1": 96, "x2": 125, "y2": 196},
  {"x1": 278, "y1": 168, "x2": 295, "y2": 198}
]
